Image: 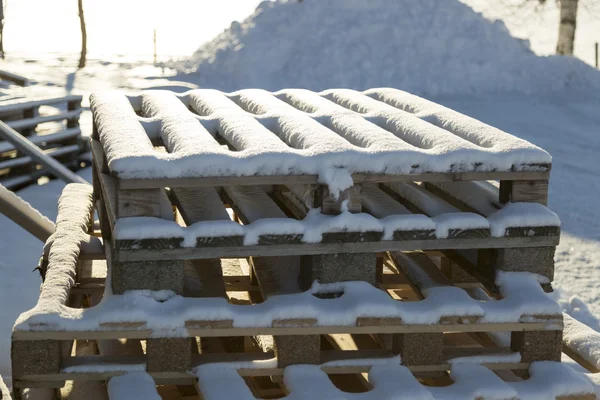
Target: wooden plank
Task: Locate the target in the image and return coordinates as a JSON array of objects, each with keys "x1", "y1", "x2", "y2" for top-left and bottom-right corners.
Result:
[
  {"x1": 172, "y1": 191, "x2": 245, "y2": 353},
  {"x1": 224, "y1": 185, "x2": 303, "y2": 245},
  {"x1": 500, "y1": 180, "x2": 549, "y2": 205},
  {"x1": 382, "y1": 181, "x2": 491, "y2": 239},
  {"x1": 116, "y1": 188, "x2": 164, "y2": 218},
  {"x1": 115, "y1": 235, "x2": 559, "y2": 261},
  {"x1": 0, "y1": 144, "x2": 81, "y2": 171},
  {"x1": 16, "y1": 347, "x2": 532, "y2": 383},
  {"x1": 0, "y1": 69, "x2": 29, "y2": 86},
  {"x1": 0, "y1": 128, "x2": 81, "y2": 154},
  {"x1": 226, "y1": 184, "x2": 315, "y2": 366},
  {"x1": 116, "y1": 170, "x2": 551, "y2": 190},
  {"x1": 0, "y1": 121, "x2": 86, "y2": 184},
  {"x1": 0, "y1": 95, "x2": 82, "y2": 113},
  {"x1": 12, "y1": 321, "x2": 560, "y2": 341},
  {"x1": 6, "y1": 110, "x2": 82, "y2": 130}
]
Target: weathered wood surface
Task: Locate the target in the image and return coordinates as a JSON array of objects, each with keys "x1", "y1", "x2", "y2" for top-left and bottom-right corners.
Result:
[
  {"x1": 114, "y1": 235, "x2": 559, "y2": 262},
  {"x1": 115, "y1": 170, "x2": 551, "y2": 190}
]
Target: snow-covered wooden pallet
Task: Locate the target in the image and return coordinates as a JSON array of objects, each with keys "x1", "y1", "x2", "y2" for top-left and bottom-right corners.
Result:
[
  {"x1": 12, "y1": 184, "x2": 571, "y2": 398},
  {"x1": 90, "y1": 138, "x2": 560, "y2": 292},
  {"x1": 0, "y1": 94, "x2": 86, "y2": 190},
  {"x1": 90, "y1": 89, "x2": 552, "y2": 183}
]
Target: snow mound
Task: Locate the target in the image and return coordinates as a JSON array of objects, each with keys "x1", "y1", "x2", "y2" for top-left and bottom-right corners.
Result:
[{"x1": 175, "y1": 0, "x2": 600, "y2": 95}]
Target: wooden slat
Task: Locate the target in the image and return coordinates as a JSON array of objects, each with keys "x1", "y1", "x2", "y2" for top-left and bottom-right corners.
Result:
[
  {"x1": 0, "y1": 127, "x2": 81, "y2": 154},
  {"x1": 13, "y1": 320, "x2": 559, "y2": 341},
  {"x1": 6, "y1": 109, "x2": 82, "y2": 130},
  {"x1": 0, "y1": 95, "x2": 82, "y2": 113},
  {"x1": 116, "y1": 170, "x2": 551, "y2": 190},
  {"x1": 16, "y1": 347, "x2": 531, "y2": 384},
  {"x1": 0, "y1": 69, "x2": 29, "y2": 86},
  {"x1": 0, "y1": 144, "x2": 81, "y2": 171},
  {"x1": 115, "y1": 235, "x2": 559, "y2": 261}
]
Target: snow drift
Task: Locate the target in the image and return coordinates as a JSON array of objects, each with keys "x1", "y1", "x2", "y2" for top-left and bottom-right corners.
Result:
[{"x1": 175, "y1": 0, "x2": 600, "y2": 95}]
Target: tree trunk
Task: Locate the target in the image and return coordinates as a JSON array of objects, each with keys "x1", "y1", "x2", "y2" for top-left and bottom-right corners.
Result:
[
  {"x1": 0, "y1": 0, "x2": 5, "y2": 60},
  {"x1": 78, "y1": 0, "x2": 87, "y2": 68},
  {"x1": 556, "y1": 0, "x2": 578, "y2": 55}
]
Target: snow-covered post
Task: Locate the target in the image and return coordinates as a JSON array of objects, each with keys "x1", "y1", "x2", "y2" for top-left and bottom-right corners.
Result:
[{"x1": 556, "y1": 0, "x2": 579, "y2": 55}]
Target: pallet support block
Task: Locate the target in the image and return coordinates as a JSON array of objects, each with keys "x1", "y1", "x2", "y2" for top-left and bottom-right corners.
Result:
[
  {"x1": 477, "y1": 246, "x2": 555, "y2": 281},
  {"x1": 146, "y1": 338, "x2": 192, "y2": 373},
  {"x1": 500, "y1": 180, "x2": 549, "y2": 206},
  {"x1": 300, "y1": 184, "x2": 375, "y2": 289},
  {"x1": 511, "y1": 330, "x2": 562, "y2": 363},
  {"x1": 11, "y1": 340, "x2": 62, "y2": 377},
  {"x1": 299, "y1": 252, "x2": 377, "y2": 290},
  {"x1": 274, "y1": 335, "x2": 320, "y2": 367},
  {"x1": 111, "y1": 258, "x2": 184, "y2": 295},
  {"x1": 393, "y1": 333, "x2": 444, "y2": 366}
]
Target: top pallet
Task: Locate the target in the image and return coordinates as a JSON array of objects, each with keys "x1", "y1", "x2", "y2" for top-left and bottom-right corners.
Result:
[{"x1": 90, "y1": 88, "x2": 551, "y2": 190}]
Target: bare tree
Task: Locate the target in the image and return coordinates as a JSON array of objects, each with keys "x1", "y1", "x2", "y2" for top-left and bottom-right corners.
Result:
[
  {"x1": 78, "y1": 0, "x2": 87, "y2": 68},
  {"x1": 499, "y1": 0, "x2": 599, "y2": 57},
  {"x1": 0, "y1": 0, "x2": 6, "y2": 60},
  {"x1": 536, "y1": 0, "x2": 579, "y2": 55}
]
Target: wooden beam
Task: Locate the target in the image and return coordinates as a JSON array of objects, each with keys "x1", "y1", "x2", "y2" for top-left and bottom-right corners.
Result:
[{"x1": 116, "y1": 170, "x2": 551, "y2": 190}]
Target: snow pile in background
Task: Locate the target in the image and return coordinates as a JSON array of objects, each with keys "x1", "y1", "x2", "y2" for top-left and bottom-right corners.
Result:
[{"x1": 175, "y1": 0, "x2": 600, "y2": 94}]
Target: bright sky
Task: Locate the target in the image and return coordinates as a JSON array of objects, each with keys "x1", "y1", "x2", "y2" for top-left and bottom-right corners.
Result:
[{"x1": 4, "y1": 0, "x2": 263, "y2": 58}]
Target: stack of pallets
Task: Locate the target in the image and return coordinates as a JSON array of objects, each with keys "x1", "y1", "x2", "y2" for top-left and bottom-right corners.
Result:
[
  {"x1": 0, "y1": 94, "x2": 86, "y2": 190},
  {"x1": 11, "y1": 88, "x2": 598, "y2": 399}
]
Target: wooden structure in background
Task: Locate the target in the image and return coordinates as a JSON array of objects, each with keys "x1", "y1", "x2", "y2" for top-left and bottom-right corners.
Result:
[{"x1": 0, "y1": 94, "x2": 87, "y2": 190}]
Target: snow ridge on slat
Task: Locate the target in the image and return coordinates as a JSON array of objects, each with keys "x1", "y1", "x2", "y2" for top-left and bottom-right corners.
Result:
[
  {"x1": 15, "y1": 272, "x2": 561, "y2": 333},
  {"x1": 193, "y1": 361, "x2": 594, "y2": 400}
]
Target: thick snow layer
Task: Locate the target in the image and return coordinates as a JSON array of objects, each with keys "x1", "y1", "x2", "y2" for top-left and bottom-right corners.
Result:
[
  {"x1": 115, "y1": 205, "x2": 550, "y2": 244},
  {"x1": 563, "y1": 313, "x2": 600, "y2": 371},
  {"x1": 430, "y1": 364, "x2": 519, "y2": 399},
  {"x1": 174, "y1": 0, "x2": 600, "y2": 95},
  {"x1": 92, "y1": 89, "x2": 551, "y2": 182},
  {"x1": 480, "y1": 271, "x2": 561, "y2": 323},
  {"x1": 194, "y1": 360, "x2": 595, "y2": 400},
  {"x1": 488, "y1": 202, "x2": 560, "y2": 237},
  {"x1": 107, "y1": 372, "x2": 160, "y2": 400},
  {"x1": 15, "y1": 271, "x2": 560, "y2": 334},
  {"x1": 511, "y1": 361, "x2": 595, "y2": 399}
]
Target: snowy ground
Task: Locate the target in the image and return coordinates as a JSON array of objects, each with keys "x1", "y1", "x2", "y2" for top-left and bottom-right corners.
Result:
[{"x1": 1, "y1": 0, "x2": 600, "y2": 389}]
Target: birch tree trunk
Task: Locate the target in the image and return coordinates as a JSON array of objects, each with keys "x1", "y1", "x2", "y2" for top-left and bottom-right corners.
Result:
[
  {"x1": 0, "y1": 0, "x2": 5, "y2": 60},
  {"x1": 78, "y1": 0, "x2": 87, "y2": 68},
  {"x1": 556, "y1": 0, "x2": 579, "y2": 55}
]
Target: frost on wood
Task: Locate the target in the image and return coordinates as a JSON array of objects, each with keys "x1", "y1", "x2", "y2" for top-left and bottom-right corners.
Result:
[{"x1": 90, "y1": 88, "x2": 551, "y2": 185}]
